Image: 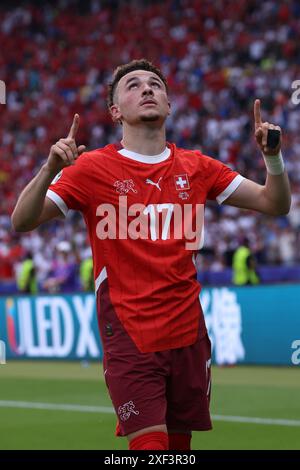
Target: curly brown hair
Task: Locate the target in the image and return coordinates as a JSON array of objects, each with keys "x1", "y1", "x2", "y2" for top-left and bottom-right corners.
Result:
[{"x1": 107, "y1": 58, "x2": 168, "y2": 108}]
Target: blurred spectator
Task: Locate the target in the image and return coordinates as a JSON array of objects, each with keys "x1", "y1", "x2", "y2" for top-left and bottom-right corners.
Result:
[
  {"x1": 232, "y1": 237, "x2": 260, "y2": 286},
  {"x1": 0, "y1": 228, "x2": 24, "y2": 280},
  {"x1": 43, "y1": 241, "x2": 78, "y2": 293},
  {"x1": 16, "y1": 251, "x2": 37, "y2": 294},
  {"x1": 278, "y1": 227, "x2": 296, "y2": 265},
  {"x1": 80, "y1": 248, "x2": 94, "y2": 291}
]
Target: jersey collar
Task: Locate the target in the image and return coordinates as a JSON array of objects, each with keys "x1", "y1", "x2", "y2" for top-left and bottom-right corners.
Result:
[{"x1": 115, "y1": 143, "x2": 171, "y2": 164}]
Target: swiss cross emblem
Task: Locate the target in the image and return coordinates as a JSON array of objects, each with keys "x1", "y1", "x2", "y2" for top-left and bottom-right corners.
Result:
[{"x1": 174, "y1": 174, "x2": 190, "y2": 191}]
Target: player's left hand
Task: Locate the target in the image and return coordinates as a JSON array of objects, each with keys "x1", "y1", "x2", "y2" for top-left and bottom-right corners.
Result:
[{"x1": 254, "y1": 99, "x2": 282, "y2": 155}]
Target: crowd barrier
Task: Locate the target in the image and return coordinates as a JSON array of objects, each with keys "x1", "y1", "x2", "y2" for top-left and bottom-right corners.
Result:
[{"x1": 1, "y1": 265, "x2": 300, "y2": 295}]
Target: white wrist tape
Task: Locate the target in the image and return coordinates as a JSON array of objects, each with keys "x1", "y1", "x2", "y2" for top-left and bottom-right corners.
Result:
[{"x1": 262, "y1": 151, "x2": 285, "y2": 175}]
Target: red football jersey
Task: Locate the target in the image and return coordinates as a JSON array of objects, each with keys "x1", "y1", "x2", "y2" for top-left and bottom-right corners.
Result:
[{"x1": 47, "y1": 143, "x2": 244, "y2": 353}]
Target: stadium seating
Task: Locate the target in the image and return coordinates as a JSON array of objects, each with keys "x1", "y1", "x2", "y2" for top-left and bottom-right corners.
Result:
[{"x1": 1, "y1": 0, "x2": 300, "y2": 290}]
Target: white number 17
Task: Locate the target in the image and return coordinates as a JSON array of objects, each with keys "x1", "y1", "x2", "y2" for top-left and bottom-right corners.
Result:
[{"x1": 143, "y1": 203, "x2": 174, "y2": 241}]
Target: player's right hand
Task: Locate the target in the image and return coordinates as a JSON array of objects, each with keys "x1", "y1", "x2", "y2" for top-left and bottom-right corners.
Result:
[{"x1": 46, "y1": 114, "x2": 86, "y2": 172}]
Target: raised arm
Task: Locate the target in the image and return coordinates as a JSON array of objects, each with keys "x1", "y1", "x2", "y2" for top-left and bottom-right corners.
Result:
[
  {"x1": 225, "y1": 99, "x2": 291, "y2": 216},
  {"x1": 11, "y1": 114, "x2": 86, "y2": 232}
]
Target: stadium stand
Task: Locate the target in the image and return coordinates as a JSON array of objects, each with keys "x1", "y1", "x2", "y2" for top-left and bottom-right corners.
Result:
[{"x1": 0, "y1": 0, "x2": 300, "y2": 291}]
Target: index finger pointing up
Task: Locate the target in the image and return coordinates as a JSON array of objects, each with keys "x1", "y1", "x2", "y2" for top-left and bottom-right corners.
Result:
[
  {"x1": 254, "y1": 99, "x2": 262, "y2": 129},
  {"x1": 68, "y1": 114, "x2": 80, "y2": 139}
]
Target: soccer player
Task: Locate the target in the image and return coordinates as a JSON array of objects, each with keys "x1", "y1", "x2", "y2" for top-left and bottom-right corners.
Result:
[{"x1": 11, "y1": 59, "x2": 291, "y2": 450}]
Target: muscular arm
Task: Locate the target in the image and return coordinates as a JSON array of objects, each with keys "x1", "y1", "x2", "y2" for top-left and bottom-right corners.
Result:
[
  {"x1": 224, "y1": 99, "x2": 291, "y2": 216},
  {"x1": 11, "y1": 164, "x2": 63, "y2": 231},
  {"x1": 225, "y1": 171, "x2": 291, "y2": 216},
  {"x1": 11, "y1": 114, "x2": 86, "y2": 232}
]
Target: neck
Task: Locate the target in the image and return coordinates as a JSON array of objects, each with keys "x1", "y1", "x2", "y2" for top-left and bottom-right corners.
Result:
[{"x1": 121, "y1": 123, "x2": 166, "y2": 155}]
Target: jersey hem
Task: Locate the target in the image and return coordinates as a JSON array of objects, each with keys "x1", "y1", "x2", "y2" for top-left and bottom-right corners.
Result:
[{"x1": 95, "y1": 266, "x2": 108, "y2": 292}]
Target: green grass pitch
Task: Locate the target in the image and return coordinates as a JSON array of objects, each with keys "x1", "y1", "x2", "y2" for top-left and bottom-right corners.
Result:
[{"x1": 0, "y1": 361, "x2": 299, "y2": 449}]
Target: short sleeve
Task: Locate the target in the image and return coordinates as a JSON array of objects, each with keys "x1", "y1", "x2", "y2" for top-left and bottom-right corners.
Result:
[
  {"x1": 46, "y1": 154, "x2": 90, "y2": 216},
  {"x1": 205, "y1": 156, "x2": 244, "y2": 204}
]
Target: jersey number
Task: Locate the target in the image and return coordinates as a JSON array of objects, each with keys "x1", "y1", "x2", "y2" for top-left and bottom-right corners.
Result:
[{"x1": 143, "y1": 203, "x2": 174, "y2": 241}]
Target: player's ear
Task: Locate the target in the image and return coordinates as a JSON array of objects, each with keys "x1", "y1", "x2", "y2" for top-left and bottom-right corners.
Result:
[{"x1": 110, "y1": 104, "x2": 122, "y2": 123}]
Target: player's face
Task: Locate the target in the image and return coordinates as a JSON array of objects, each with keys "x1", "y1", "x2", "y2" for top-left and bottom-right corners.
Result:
[{"x1": 111, "y1": 70, "x2": 170, "y2": 125}]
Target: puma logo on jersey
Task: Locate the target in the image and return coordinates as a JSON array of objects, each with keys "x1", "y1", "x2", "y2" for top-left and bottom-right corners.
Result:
[{"x1": 146, "y1": 177, "x2": 162, "y2": 191}]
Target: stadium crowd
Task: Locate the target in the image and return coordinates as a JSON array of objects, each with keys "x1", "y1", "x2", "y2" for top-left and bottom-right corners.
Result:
[{"x1": 1, "y1": 0, "x2": 300, "y2": 289}]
